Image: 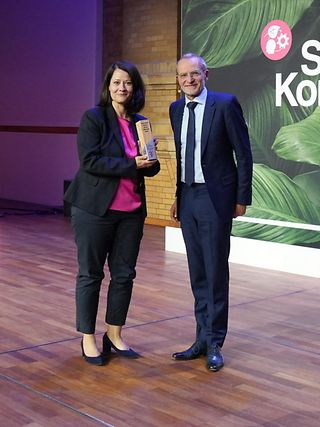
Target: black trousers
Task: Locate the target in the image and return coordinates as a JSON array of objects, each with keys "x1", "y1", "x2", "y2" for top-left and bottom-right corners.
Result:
[
  {"x1": 180, "y1": 183, "x2": 232, "y2": 348},
  {"x1": 71, "y1": 206, "x2": 144, "y2": 334}
]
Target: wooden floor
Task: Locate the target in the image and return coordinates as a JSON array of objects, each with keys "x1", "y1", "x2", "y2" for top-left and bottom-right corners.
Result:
[{"x1": 1, "y1": 210, "x2": 320, "y2": 427}]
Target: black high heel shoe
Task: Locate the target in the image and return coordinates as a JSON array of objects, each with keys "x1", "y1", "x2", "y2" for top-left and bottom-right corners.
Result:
[
  {"x1": 81, "y1": 339, "x2": 106, "y2": 366},
  {"x1": 102, "y1": 333, "x2": 140, "y2": 358}
]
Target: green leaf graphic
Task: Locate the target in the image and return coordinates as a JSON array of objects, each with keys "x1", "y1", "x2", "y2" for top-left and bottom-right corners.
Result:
[
  {"x1": 183, "y1": 0, "x2": 320, "y2": 247},
  {"x1": 273, "y1": 107, "x2": 320, "y2": 166},
  {"x1": 293, "y1": 170, "x2": 320, "y2": 207},
  {"x1": 245, "y1": 85, "x2": 294, "y2": 167},
  {"x1": 244, "y1": 81, "x2": 319, "y2": 177},
  {"x1": 232, "y1": 220, "x2": 320, "y2": 245},
  {"x1": 182, "y1": 0, "x2": 313, "y2": 67},
  {"x1": 232, "y1": 164, "x2": 320, "y2": 244}
]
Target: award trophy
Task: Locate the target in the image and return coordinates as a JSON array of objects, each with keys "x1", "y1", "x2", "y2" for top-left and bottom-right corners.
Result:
[{"x1": 136, "y1": 119, "x2": 157, "y2": 160}]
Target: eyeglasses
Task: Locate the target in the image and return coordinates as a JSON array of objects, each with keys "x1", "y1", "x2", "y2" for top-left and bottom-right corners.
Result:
[{"x1": 177, "y1": 70, "x2": 202, "y2": 79}]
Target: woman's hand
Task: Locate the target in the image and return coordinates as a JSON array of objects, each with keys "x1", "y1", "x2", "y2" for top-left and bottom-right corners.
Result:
[{"x1": 135, "y1": 155, "x2": 157, "y2": 169}]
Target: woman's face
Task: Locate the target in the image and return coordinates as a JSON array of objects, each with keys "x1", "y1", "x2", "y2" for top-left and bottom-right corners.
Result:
[{"x1": 109, "y1": 68, "x2": 133, "y2": 107}]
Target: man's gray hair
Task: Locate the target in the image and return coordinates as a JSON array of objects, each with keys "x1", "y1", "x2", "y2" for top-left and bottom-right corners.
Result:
[{"x1": 180, "y1": 53, "x2": 208, "y2": 71}]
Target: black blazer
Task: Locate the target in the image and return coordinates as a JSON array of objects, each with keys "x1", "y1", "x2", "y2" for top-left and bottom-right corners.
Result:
[
  {"x1": 64, "y1": 105, "x2": 160, "y2": 217},
  {"x1": 169, "y1": 90, "x2": 252, "y2": 221}
]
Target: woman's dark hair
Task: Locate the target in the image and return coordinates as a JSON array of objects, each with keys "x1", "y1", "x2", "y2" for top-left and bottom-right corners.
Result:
[{"x1": 98, "y1": 60, "x2": 145, "y2": 113}]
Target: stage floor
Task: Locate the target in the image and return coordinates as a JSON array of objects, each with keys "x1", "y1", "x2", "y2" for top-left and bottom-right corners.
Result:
[{"x1": 1, "y1": 211, "x2": 319, "y2": 426}]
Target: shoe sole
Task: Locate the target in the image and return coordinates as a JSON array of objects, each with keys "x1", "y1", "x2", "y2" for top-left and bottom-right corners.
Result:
[{"x1": 207, "y1": 364, "x2": 223, "y2": 372}]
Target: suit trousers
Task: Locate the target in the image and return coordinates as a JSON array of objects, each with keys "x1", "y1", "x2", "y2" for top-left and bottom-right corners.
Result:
[
  {"x1": 71, "y1": 206, "x2": 144, "y2": 334},
  {"x1": 179, "y1": 183, "x2": 232, "y2": 348}
]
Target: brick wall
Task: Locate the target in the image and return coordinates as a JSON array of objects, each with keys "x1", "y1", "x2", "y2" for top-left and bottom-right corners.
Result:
[
  {"x1": 103, "y1": 0, "x2": 180, "y2": 226},
  {"x1": 102, "y1": 0, "x2": 123, "y2": 72}
]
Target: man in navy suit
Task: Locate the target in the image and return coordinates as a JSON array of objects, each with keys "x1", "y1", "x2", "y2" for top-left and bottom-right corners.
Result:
[{"x1": 170, "y1": 53, "x2": 253, "y2": 372}]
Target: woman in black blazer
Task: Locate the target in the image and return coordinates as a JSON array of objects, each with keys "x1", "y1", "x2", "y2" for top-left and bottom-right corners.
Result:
[{"x1": 64, "y1": 61, "x2": 160, "y2": 365}]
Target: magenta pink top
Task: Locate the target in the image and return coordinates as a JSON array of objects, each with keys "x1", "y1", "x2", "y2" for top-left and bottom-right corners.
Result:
[{"x1": 109, "y1": 117, "x2": 142, "y2": 212}]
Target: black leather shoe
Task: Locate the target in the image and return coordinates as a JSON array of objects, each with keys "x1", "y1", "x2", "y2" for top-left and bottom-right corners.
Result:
[
  {"x1": 172, "y1": 341, "x2": 206, "y2": 360},
  {"x1": 81, "y1": 339, "x2": 105, "y2": 366},
  {"x1": 206, "y1": 345, "x2": 224, "y2": 372},
  {"x1": 102, "y1": 333, "x2": 140, "y2": 358}
]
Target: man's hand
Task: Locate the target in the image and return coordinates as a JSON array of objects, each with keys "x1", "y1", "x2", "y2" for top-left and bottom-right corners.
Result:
[
  {"x1": 170, "y1": 199, "x2": 178, "y2": 222},
  {"x1": 234, "y1": 203, "x2": 246, "y2": 218},
  {"x1": 135, "y1": 155, "x2": 157, "y2": 169}
]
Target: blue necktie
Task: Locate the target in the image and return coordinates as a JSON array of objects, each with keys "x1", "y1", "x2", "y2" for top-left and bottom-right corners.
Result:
[{"x1": 185, "y1": 102, "x2": 198, "y2": 186}]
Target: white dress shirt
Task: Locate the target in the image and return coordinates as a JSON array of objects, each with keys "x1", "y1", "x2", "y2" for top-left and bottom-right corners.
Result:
[{"x1": 180, "y1": 87, "x2": 207, "y2": 183}]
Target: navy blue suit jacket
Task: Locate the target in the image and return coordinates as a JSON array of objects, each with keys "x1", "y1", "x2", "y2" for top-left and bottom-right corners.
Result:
[
  {"x1": 169, "y1": 90, "x2": 252, "y2": 222},
  {"x1": 64, "y1": 105, "x2": 160, "y2": 217}
]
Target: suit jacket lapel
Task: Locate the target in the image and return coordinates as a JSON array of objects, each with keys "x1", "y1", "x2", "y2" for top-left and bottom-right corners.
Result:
[
  {"x1": 201, "y1": 92, "x2": 216, "y2": 156},
  {"x1": 173, "y1": 100, "x2": 185, "y2": 159},
  {"x1": 105, "y1": 105, "x2": 125, "y2": 153}
]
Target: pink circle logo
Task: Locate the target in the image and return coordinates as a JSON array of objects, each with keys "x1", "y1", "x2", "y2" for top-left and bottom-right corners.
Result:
[{"x1": 260, "y1": 20, "x2": 292, "y2": 60}]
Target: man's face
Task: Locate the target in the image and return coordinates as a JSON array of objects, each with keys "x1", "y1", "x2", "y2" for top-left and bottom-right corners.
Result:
[{"x1": 176, "y1": 57, "x2": 208, "y2": 100}]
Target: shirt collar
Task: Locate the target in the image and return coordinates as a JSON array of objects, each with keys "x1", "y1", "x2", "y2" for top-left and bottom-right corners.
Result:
[{"x1": 185, "y1": 87, "x2": 207, "y2": 106}]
